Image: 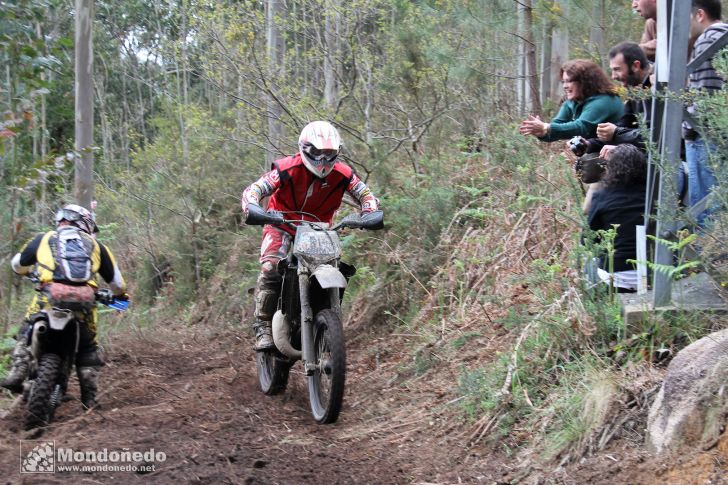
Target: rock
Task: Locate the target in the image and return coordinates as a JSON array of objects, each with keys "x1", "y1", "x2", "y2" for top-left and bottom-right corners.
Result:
[{"x1": 647, "y1": 328, "x2": 728, "y2": 454}]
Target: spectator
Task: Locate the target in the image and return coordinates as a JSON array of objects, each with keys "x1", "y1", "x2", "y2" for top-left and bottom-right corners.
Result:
[
  {"x1": 683, "y1": 0, "x2": 728, "y2": 224},
  {"x1": 587, "y1": 144, "x2": 647, "y2": 293},
  {"x1": 633, "y1": 0, "x2": 657, "y2": 61},
  {"x1": 519, "y1": 59, "x2": 623, "y2": 142},
  {"x1": 586, "y1": 42, "x2": 653, "y2": 159}
]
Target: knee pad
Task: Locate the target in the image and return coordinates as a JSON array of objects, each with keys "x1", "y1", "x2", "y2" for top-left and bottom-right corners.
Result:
[
  {"x1": 255, "y1": 289, "x2": 279, "y2": 321},
  {"x1": 257, "y1": 264, "x2": 282, "y2": 289}
]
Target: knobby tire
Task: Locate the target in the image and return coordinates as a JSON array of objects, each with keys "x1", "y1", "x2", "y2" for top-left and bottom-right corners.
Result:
[
  {"x1": 256, "y1": 350, "x2": 291, "y2": 396},
  {"x1": 25, "y1": 353, "x2": 62, "y2": 430},
  {"x1": 308, "y1": 309, "x2": 346, "y2": 424}
]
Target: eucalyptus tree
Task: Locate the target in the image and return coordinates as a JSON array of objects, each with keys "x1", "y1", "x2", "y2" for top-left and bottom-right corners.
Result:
[
  {"x1": 266, "y1": 0, "x2": 286, "y2": 167},
  {"x1": 74, "y1": 0, "x2": 94, "y2": 209}
]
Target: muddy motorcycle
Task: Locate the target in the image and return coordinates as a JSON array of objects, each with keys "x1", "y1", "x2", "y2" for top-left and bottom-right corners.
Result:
[
  {"x1": 22, "y1": 279, "x2": 128, "y2": 430},
  {"x1": 246, "y1": 206, "x2": 383, "y2": 424}
]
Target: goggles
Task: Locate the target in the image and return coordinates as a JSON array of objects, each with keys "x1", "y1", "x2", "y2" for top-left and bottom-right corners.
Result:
[
  {"x1": 55, "y1": 208, "x2": 83, "y2": 223},
  {"x1": 304, "y1": 143, "x2": 338, "y2": 162}
]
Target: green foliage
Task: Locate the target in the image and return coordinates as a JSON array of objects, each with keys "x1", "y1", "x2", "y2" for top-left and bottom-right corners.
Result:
[
  {"x1": 0, "y1": 322, "x2": 22, "y2": 380},
  {"x1": 452, "y1": 331, "x2": 482, "y2": 350},
  {"x1": 458, "y1": 355, "x2": 510, "y2": 418},
  {"x1": 524, "y1": 258, "x2": 564, "y2": 287},
  {"x1": 627, "y1": 230, "x2": 700, "y2": 282}
]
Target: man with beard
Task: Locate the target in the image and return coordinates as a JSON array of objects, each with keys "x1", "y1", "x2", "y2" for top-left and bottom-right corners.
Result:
[{"x1": 584, "y1": 42, "x2": 653, "y2": 159}]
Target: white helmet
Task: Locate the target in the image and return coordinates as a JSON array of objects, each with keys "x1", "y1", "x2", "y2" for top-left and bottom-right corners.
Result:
[
  {"x1": 55, "y1": 204, "x2": 98, "y2": 234},
  {"x1": 298, "y1": 121, "x2": 341, "y2": 178}
]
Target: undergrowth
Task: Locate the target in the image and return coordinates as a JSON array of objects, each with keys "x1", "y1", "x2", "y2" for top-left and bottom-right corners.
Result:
[{"x1": 373, "y1": 115, "x2": 728, "y2": 466}]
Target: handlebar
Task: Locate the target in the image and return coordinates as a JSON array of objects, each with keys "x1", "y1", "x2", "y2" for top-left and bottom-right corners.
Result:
[
  {"x1": 331, "y1": 210, "x2": 384, "y2": 231},
  {"x1": 96, "y1": 288, "x2": 130, "y2": 311},
  {"x1": 23, "y1": 275, "x2": 129, "y2": 311},
  {"x1": 245, "y1": 205, "x2": 384, "y2": 231}
]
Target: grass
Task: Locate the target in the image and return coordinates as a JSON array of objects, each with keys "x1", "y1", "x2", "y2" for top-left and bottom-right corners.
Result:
[{"x1": 452, "y1": 331, "x2": 482, "y2": 350}]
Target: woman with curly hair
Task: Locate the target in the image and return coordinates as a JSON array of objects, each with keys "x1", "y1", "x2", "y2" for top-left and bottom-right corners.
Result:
[
  {"x1": 587, "y1": 144, "x2": 647, "y2": 292},
  {"x1": 519, "y1": 59, "x2": 624, "y2": 141}
]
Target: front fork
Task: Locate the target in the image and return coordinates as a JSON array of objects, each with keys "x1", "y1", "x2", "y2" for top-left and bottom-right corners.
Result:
[
  {"x1": 298, "y1": 270, "x2": 341, "y2": 376},
  {"x1": 299, "y1": 271, "x2": 316, "y2": 375}
]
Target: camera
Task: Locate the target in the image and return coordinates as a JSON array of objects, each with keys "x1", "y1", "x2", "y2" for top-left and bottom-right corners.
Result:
[
  {"x1": 574, "y1": 153, "x2": 606, "y2": 184},
  {"x1": 568, "y1": 136, "x2": 588, "y2": 157}
]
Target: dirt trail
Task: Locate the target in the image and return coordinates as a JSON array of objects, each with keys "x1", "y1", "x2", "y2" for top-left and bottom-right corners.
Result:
[
  {"x1": 2, "y1": 321, "x2": 726, "y2": 484},
  {"x1": 0, "y1": 324, "x2": 482, "y2": 484}
]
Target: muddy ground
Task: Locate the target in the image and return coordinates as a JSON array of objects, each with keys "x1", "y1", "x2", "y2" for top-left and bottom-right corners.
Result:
[
  {"x1": 1, "y1": 322, "x2": 726, "y2": 484},
  {"x1": 0, "y1": 323, "x2": 490, "y2": 484}
]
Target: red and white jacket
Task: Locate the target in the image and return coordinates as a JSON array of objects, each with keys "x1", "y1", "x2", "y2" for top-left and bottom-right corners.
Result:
[{"x1": 242, "y1": 154, "x2": 379, "y2": 234}]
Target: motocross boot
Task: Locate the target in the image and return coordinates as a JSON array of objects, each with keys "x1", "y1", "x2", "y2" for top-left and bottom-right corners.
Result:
[
  {"x1": 1, "y1": 341, "x2": 32, "y2": 393},
  {"x1": 77, "y1": 366, "x2": 100, "y2": 409},
  {"x1": 253, "y1": 319, "x2": 275, "y2": 351},
  {"x1": 253, "y1": 285, "x2": 279, "y2": 351}
]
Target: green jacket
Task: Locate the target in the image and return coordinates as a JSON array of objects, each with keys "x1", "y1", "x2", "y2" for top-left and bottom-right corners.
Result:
[{"x1": 539, "y1": 94, "x2": 624, "y2": 142}]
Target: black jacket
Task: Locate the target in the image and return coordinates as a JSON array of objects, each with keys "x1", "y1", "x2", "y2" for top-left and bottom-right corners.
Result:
[{"x1": 588, "y1": 184, "x2": 646, "y2": 272}]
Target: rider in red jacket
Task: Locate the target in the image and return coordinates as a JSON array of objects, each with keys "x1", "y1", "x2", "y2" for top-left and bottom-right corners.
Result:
[{"x1": 241, "y1": 121, "x2": 379, "y2": 350}]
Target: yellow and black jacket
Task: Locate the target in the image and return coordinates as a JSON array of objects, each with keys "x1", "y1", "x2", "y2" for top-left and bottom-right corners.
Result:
[{"x1": 11, "y1": 228, "x2": 126, "y2": 295}]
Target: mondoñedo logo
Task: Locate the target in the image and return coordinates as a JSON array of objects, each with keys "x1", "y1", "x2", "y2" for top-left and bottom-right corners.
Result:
[{"x1": 20, "y1": 440, "x2": 55, "y2": 473}]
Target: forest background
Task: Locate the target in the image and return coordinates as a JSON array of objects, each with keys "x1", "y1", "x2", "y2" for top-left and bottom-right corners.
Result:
[
  {"x1": 0, "y1": 0, "x2": 655, "y2": 319},
  {"x1": 1, "y1": 0, "x2": 728, "y2": 470}
]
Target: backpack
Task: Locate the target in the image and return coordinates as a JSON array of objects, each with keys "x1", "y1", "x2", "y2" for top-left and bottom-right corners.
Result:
[{"x1": 51, "y1": 228, "x2": 95, "y2": 283}]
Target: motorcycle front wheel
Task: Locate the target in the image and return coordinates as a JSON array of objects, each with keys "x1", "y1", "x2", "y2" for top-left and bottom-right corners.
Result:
[
  {"x1": 25, "y1": 353, "x2": 62, "y2": 430},
  {"x1": 308, "y1": 309, "x2": 346, "y2": 424},
  {"x1": 256, "y1": 350, "x2": 291, "y2": 396}
]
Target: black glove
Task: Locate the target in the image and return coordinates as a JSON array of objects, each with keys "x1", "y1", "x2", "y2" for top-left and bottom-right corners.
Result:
[{"x1": 115, "y1": 293, "x2": 130, "y2": 302}]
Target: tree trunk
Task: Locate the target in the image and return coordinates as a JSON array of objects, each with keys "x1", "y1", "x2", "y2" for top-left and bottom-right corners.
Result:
[
  {"x1": 74, "y1": 0, "x2": 95, "y2": 210},
  {"x1": 589, "y1": 0, "x2": 607, "y2": 65},
  {"x1": 540, "y1": 14, "x2": 553, "y2": 109},
  {"x1": 516, "y1": 0, "x2": 528, "y2": 116},
  {"x1": 550, "y1": 0, "x2": 569, "y2": 103},
  {"x1": 266, "y1": 0, "x2": 285, "y2": 168},
  {"x1": 523, "y1": 0, "x2": 541, "y2": 116},
  {"x1": 324, "y1": 0, "x2": 338, "y2": 110},
  {"x1": 178, "y1": 0, "x2": 190, "y2": 165}
]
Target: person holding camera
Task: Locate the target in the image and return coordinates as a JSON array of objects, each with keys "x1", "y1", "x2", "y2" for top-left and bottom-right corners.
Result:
[
  {"x1": 586, "y1": 144, "x2": 647, "y2": 293},
  {"x1": 519, "y1": 59, "x2": 623, "y2": 142}
]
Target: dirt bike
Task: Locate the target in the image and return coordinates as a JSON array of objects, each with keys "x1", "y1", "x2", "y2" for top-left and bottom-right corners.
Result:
[
  {"x1": 246, "y1": 205, "x2": 384, "y2": 424},
  {"x1": 22, "y1": 277, "x2": 129, "y2": 430}
]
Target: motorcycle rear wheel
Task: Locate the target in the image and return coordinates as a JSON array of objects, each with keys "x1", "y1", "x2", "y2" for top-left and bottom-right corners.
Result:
[
  {"x1": 25, "y1": 353, "x2": 62, "y2": 430},
  {"x1": 256, "y1": 350, "x2": 291, "y2": 396},
  {"x1": 308, "y1": 309, "x2": 346, "y2": 424}
]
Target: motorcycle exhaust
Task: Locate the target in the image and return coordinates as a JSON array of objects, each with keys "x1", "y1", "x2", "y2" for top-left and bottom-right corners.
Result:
[
  {"x1": 272, "y1": 310, "x2": 302, "y2": 359},
  {"x1": 31, "y1": 321, "x2": 48, "y2": 359}
]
